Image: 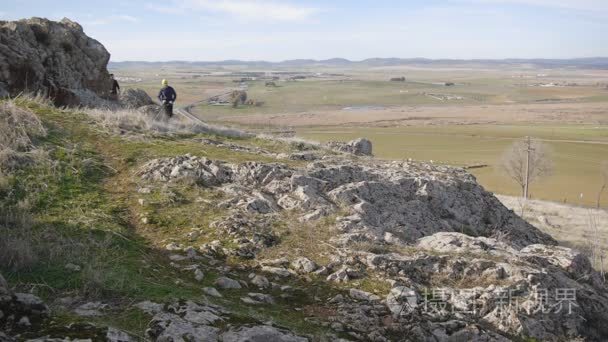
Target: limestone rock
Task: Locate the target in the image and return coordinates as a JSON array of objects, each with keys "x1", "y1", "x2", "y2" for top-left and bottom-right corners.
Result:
[
  {"x1": 145, "y1": 301, "x2": 224, "y2": 341},
  {"x1": 64, "y1": 263, "x2": 81, "y2": 272},
  {"x1": 349, "y1": 288, "x2": 381, "y2": 302},
  {"x1": 214, "y1": 276, "x2": 242, "y2": 289},
  {"x1": 119, "y1": 88, "x2": 154, "y2": 108},
  {"x1": 198, "y1": 288, "x2": 220, "y2": 299},
  {"x1": 386, "y1": 286, "x2": 419, "y2": 316},
  {"x1": 417, "y1": 232, "x2": 517, "y2": 256},
  {"x1": 134, "y1": 301, "x2": 164, "y2": 315},
  {"x1": 139, "y1": 156, "x2": 554, "y2": 248},
  {"x1": 291, "y1": 257, "x2": 318, "y2": 274},
  {"x1": 0, "y1": 275, "x2": 49, "y2": 339},
  {"x1": 250, "y1": 275, "x2": 270, "y2": 289},
  {"x1": 106, "y1": 327, "x2": 132, "y2": 342},
  {"x1": 221, "y1": 325, "x2": 308, "y2": 342},
  {"x1": 261, "y1": 266, "x2": 293, "y2": 277},
  {"x1": 74, "y1": 302, "x2": 107, "y2": 317},
  {"x1": 326, "y1": 266, "x2": 361, "y2": 283},
  {"x1": 194, "y1": 268, "x2": 205, "y2": 282},
  {"x1": 520, "y1": 244, "x2": 595, "y2": 278},
  {"x1": 0, "y1": 18, "x2": 112, "y2": 106},
  {"x1": 242, "y1": 293, "x2": 275, "y2": 305},
  {"x1": 137, "y1": 299, "x2": 310, "y2": 342},
  {"x1": 326, "y1": 138, "x2": 373, "y2": 156},
  {"x1": 260, "y1": 257, "x2": 290, "y2": 267}
]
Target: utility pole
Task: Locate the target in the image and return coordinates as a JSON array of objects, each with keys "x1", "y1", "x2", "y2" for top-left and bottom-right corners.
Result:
[{"x1": 524, "y1": 136, "x2": 534, "y2": 199}]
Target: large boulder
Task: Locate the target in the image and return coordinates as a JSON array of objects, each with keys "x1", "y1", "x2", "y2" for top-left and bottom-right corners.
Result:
[
  {"x1": 0, "y1": 17, "x2": 112, "y2": 106},
  {"x1": 119, "y1": 88, "x2": 154, "y2": 109},
  {"x1": 326, "y1": 138, "x2": 373, "y2": 156},
  {"x1": 138, "y1": 155, "x2": 555, "y2": 248}
]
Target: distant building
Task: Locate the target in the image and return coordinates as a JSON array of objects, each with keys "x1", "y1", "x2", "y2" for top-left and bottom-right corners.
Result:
[{"x1": 390, "y1": 77, "x2": 406, "y2": 82}]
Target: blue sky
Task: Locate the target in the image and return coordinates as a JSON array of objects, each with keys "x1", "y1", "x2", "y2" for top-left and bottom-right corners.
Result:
[{"x1": 1, "y1": 0, "x2": 606, "y2": 61}]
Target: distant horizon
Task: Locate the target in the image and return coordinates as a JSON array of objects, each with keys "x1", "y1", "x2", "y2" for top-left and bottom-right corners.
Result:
[
  {"x1": 107, "y1": 57, "x2": 608, "y2": 70},
  {"x1": 3, "y1": 1, "x2": 607, "y2": 61},
  {"x1": 109, "y1": 56, "x2": 608, "y2": 63}
]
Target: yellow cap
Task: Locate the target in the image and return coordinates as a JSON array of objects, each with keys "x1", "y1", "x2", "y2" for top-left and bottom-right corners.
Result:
[{"x1": 161, "y1": 79, "x2": 168, "y2": 86}]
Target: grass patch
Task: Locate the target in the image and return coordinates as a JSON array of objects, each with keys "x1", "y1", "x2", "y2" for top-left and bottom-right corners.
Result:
[
  {"x1": 0, "y1": 98, "x2": 350, "y2": 338},
  {"x1": 298, "y1": 124, "x2": 608, "y2": 207}
]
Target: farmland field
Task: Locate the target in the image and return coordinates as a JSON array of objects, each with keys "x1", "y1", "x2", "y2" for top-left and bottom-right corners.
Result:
[
  {"x1": 297, "y1": 124, "x2": 608, "y2": 207},
  {"x1": 111, "y1": 64, "x2": 608, "y2": 207}
]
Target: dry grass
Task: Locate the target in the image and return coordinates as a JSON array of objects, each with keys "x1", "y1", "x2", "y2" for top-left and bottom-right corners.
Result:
[
  {"x1": 498, "y1": 195, "x2": 608, "y2": 270},
  {"x1": 0, "y1": 97, "x2": 51, "y2": 174},
  {"x1": 0, "y1": 100, "x2": 47, "y2": 151},
  {"x1": 0, "y1": 207, "x2": 37, "y2": 271},
  {"x1": 255, "y1": 213, "x2": 338, "y2": 266},
  {"x1": 85, "y1": 106, "x2": 251, "y2": 138},
  {"x1": 257, "y1": 133, "x2": 321, "y2": 148}
]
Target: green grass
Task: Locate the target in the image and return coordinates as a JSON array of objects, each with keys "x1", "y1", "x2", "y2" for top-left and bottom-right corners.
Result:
[
  {"x1": 1, "y1": 100, "x2": 205, "y2": 302},
  {"x1": 297, "y1": 124, "x2": 608, "y2": 208},
  {"x1": 192, "y1": 79, "x2": 503, "y2": 120},
  {"x1": 0, "y1": 98, "x2": 342, "y2": 338},
  {"x1": 182, "y1": 78, "x2": 606, "y2": 120}
]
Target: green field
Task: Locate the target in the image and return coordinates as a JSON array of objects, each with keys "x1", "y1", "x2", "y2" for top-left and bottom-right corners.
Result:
[
  {"x1": 191, "y1": 78, "x2": 608, "y2": 121},
  {"x1": 297, "y1": 124, "x2": 608, "y2": 208},
  {"x1": 195, "y1": 79, "x2": 491, "y2": 118},
  {"x1": 113, "y1": 66, "x2": 608, "y2": 208}
]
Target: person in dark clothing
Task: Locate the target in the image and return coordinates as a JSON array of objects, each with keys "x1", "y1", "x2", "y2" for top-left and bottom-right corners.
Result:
[
  {"x1": 158, "y1": 79, "x2": 177, "y2": 119},
  {"x1": 109, "y1": 74, "x2": 120, "y2": 100}
]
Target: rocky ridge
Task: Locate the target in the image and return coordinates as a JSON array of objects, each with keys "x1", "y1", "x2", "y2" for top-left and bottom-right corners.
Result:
[
  {"x1": 132, "y1": 151, "x2": 608, "y2": 341},
  {"x1": 1, "y1": 17, "x2": 606, "y2": 340},
  {"x1": 137, "y1": 154, "x2": 554, "y2": 248},
  {"x1": 0, "y1": 18, "x2": 112, "y2": 106}
]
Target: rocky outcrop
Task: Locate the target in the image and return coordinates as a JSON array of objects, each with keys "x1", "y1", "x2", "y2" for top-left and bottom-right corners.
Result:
[
  {"x1": 152, "y1": 230, "x2": 608, "y2": 341},
  {"x1": 134, "y1": 151, "x2": 608, "y2": 341},
  {"x1": 355, "y1": 233, "x2": 608, "y2": 341},
  {"x1": 0, "y1": 272, "x2": 133, "y2": 341},
  {"x1": 0, "y1": 17, "x2": 112, "y2": 106},
  {"x1": 0, "y1": 273, "x2": 49, "y2": 337},
  {"x1": 119, "y1": 88, "x2": 154, "y2": 109},
  {"x1": 326, "y1": 138, "x2": 373, "y2": 156},
  {"x1": 138, "y1": 155, "x2": 554, "y2": 248},
  {"x1": 139, "y1": 299, "x2": 309, "y2": 341}
]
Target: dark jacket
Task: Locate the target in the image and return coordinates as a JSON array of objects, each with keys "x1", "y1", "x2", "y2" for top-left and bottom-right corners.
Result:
[
  {"x1": 158, "y1": 86, "x2": 177, "y2": 103},
  {"x1": 111, "y1": 80, "x2": 120, "y2": 94}
]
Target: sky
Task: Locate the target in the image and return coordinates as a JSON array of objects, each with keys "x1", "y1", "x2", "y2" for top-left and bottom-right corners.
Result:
[{"x1": 1, "y1": 0, "x2": 607, "y2": 61}]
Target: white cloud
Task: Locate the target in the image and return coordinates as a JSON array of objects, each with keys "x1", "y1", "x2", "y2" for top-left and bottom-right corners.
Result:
[
  {"x1": 154, "y1": 0, "x2": 319, "y2": 21},
  {"x1": 465, "y1": 0, "x2": 608, "y2": 12},
  {"x1": 145, "y1": 4, "x2": 185, "y2": 15},
  {"x1": 87, "y1": 14, "x2": 139, "y2": 26}
]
